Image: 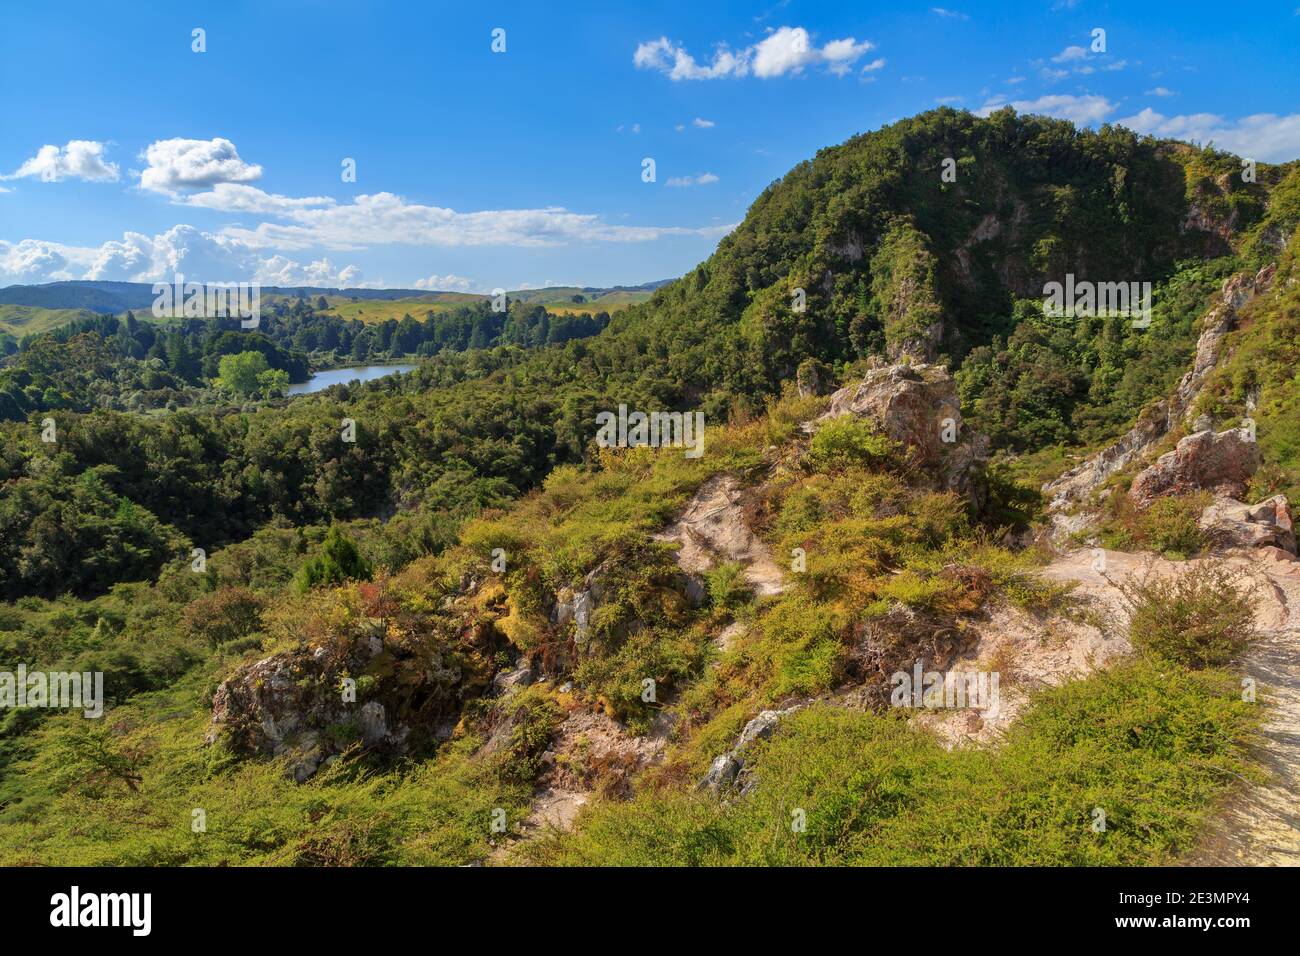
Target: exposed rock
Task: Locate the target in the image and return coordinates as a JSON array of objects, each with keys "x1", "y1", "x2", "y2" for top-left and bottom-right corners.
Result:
[
  {"x1": 699, "y1": 753, "x2": 741, "y2": 793},
  {"x1": 654, "y1": 474, "x2": 787, "y2": 597},
  {"x1": 1200, "y1": 495, "x2": 1297, "y2": 554},
  {"x1": 1043, "y1": 264, "x2": 1275, "y2": 516},
  {"x1": 1128, "y1": 426, "x2": 1261, "y2": 505},
  {"x1": 492, "y1": 661, "x2": 535, "y2": 696},
  {"x1": 207, "y1": 614, "x2": 478, "y2": 781},
  {"x1": 810, "y1": 361, "x2": 988, "y2": 504},
  {"x1": 697, "y1": 705, "x2": 802, "y2": 794},
  {"x1": 358, "y1": 701, "x2": 389, "y2": 747}
]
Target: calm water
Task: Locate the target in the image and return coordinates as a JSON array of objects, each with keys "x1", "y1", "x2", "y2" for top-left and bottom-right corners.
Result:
[{"x1": 287, "y1": 364, "x2": 417, "y2": 395}]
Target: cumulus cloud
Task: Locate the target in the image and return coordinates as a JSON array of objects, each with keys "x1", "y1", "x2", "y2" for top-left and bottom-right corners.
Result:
[
  {"x1": 0, "y1": 225, "x2": 364, "y2": 288},
  {"x1": 931, "y1": 8, "x2": 969, "y2": 19},
  {"x1": 692, "y1": 117, "x2": 716, "y2": 128},
  {"x1": 977, "y1": 94, "x2": 1116, "y2": 126},
  {"x1": 0, "y1": 240, "x2": 76, "y2": 280},
  {"x1": 665, "y1": 173, "x2": 720, "y2": 188},
  {"x1": 633, "y1": 36, "x2": 749, "y2": 80},
  {"x1": 138, "y1": 137, "x2": 263, "y2": 194},
  {"x1": 413, "y1": 273, "x2": 478, "y2": 293},
  {"x1": 634, "y1": 26, "x2": 876, "y2": 80},
  {"x1": 256, "y1": 256, "x2": 364, "y2": 288},
  {"x1": 1116, "y1": 109, "x2": 1300, "y2": 162},
  {"x1": 1, "y1": 140, "x2": 120, "y2": 182},
  {"x1": 1145, "y1": 86, "x2": 1176, "y2": 97}
]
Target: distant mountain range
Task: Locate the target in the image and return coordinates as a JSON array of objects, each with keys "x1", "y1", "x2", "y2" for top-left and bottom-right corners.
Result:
[{"x1": 0, "y1": 279, "x2": 675, "y2": 314}]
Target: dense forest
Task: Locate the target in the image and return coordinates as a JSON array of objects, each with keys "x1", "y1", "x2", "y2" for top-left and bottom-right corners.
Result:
[{"x1": 0, "y1": 296, "x2": 610, "y2": 420}]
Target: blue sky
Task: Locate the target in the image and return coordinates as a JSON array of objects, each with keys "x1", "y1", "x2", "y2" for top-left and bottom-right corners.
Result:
[{"x1": 1, "y1": 0, "x2": 1298, "y2": 291}]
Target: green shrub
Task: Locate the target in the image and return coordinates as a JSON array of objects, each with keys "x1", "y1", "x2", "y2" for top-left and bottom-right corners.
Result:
[
  {"x1": 293, "y1": 526, "x2": 373, "y2": 593},
  {"x1": 1119, "y1": 561, "x2": 1257, "y2": 667},
  {"x1": 527, "y1": 660, "x2": 1257, "y2": 866},
  {"x1": 806, "y1": 418, "x2": 895, "y2": 471},
  {"x1": 705, "y1": 561, "x2": 752, "y2": 610}
]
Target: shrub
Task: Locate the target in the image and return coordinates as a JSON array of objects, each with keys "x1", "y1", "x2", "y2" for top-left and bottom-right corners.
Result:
[
  {"x1": 705, "y1": 561, "x2": 752, "y2": 610},
  {"x1": 294, "y1": 527, "x2": 373, "y2": 593},
  {"x1": 1118, "y1": 561, "x2": 1257, "y2": 667},
  {"x1": 806, "y1": 417, "x2": 896, "y2": 471},
  {"x1": 182, "y1": 586, "x2": 264, "y2": 647},
  {"x1": 1137, "y1": 494, "x2": 1209, "y2": 558}
]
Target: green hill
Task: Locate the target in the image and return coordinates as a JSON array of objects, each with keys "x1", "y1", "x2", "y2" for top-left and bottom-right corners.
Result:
[{"x1": 0, "y1": 304, "x2": 101, "y2": 338}]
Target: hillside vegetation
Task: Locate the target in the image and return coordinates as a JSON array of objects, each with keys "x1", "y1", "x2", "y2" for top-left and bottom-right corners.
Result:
[{"x1": 0, "y1": 108, "x2": 1295, "y2": 866}]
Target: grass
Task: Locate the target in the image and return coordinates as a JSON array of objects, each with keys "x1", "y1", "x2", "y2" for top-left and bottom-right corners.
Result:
[
  {"x1": 525, "y1": 660, "x2": 1258, "y2": 866},
  {"x1": 0, "y1": 304, "x2": 101, "y2": 337}
]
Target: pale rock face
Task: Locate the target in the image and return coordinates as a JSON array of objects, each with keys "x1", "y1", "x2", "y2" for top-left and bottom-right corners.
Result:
[
  {"x1": 811, "y1": 362, "x2": 989, "y2": 505},
  {"x1": 1128, "y1": 427, "x2": 1261, "y2": 505},
  {"x1": 1199, "y1": 495, "x2": 1296, "y2": 554}
]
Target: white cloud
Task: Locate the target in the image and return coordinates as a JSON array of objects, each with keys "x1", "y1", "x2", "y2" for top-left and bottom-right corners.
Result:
[
  {"x1": 977, "y1": 94, "x2": 1117, "y2": 126},
  {"x1": 861, "y1": 58, "x2": 887, "y2": 74},
  {"x1": 413, "y1": 273, "x2": 478, "y2": 293},
  {"x1": 256, "y1": 256, "x2": 363, "y2": 288},
  {"x1": 633, "y1": 36, "x2": 749, "y2": 80},
  {"x1": 665, "y1": 173, "x2": 720, "y2": 188},
  {"x1": 138, "y1": 137, "x2": 262, "y2": 194},
  {"x1": 215, "y1": 191, "x2": 730, "y2": 250},
  {"x1": 634, "y1": 27, "x2": 876, "y2": 80},
  {"x1": 1051, "y1": 44, "x2": 1089, "y2": 63},
  {"x1": 930, "y1": 8, "x2": 969, "y2": 20},
  {"x1": 1116, "y1": 109, "x2": 1300, "y2": 162},
  {"x1": 692, "y1": 117, "x2": 716, "y2": 128},
  {"x1": 1, "y1": 140, "x2": 120, "y2": 182},
  {"x1": 0, "y1": 225, "x2": 365, "y2": 287},
  {"x1": 178, "y1": 183, "x2": 337, "y2": 214},
  {"x1": 1145, "y1": 86, "x2": 1175, "y2": 97},
  {"x1": 0, "y1": 240, "x2": 76, "y2": 280}
]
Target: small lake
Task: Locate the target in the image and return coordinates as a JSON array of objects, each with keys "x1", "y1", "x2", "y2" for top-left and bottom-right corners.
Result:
[{"x1": 287, "y1": 364, "x2": 417, "y2": 395}]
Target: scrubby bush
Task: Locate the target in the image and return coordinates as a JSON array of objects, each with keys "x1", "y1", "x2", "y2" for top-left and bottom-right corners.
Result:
[
  {"x1": 806, "y1": 418, "x2": 896, "y2": 471},
  {"x1": 1119, "y1": 561, "x2": 1257, "y2": 667}
]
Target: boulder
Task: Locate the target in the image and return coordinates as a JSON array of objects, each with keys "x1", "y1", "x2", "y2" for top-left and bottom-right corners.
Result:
[
  {"x1": 810, "y1": 361, "x2": 988, "y2": 503},
  {"x1": 207, "y1": 616, "x2": 474, "y2": 781},
  {"x1": 1199, "y1": 495, "x2": 1296, "y2": 554},
  {"x1": 696, "y1": 705, "x2": 802, "y2": 795},
  {"x1": 1129, "y1": 427, "x2": 1261, "y2": 505}
]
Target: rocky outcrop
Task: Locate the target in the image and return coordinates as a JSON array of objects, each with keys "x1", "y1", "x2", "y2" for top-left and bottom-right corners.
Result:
[
  {"x1": 1128, "y1": 426, "x2": 1261, "y2": 505},
  {"x1": 653, "y1": 475, "x2": 787, "y2": 597},
  {"x1": 207, "y1": 615, "x2": 480, "y2": 782},
  {"x1": 698, "y1": 705, "x2": 802, "y2": 795},
  {"x1": 811, "y1": 361, "x2": 989, "y2": 504},
  {"x1": 1200, "y1": 495, "x2": 1296, "y2": 554},
  {"x1": 1043, "y1": 264, "x2": 1275, "y2": 515}
]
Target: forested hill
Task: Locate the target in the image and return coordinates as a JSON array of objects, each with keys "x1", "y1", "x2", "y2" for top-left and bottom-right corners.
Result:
[
  {"x1": 591, "y1": 108, "x2": 1291, "y2": 402},
  {"x1": 2, "y1": 108, "x2": 1299, "y2": 601}
]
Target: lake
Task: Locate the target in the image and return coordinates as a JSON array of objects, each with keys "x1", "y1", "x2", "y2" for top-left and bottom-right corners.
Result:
[{"x1": 287, "y1": 364, "x2": 418, "y2": 395}]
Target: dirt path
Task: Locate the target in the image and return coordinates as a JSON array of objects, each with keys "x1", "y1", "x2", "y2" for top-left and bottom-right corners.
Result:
[
  {"x1": 1187, "y1": 552, "x2": 1300, "y2": 866},
  {"x1": 912, "y1": 547, "x2": 1300, "y2": 866}
]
